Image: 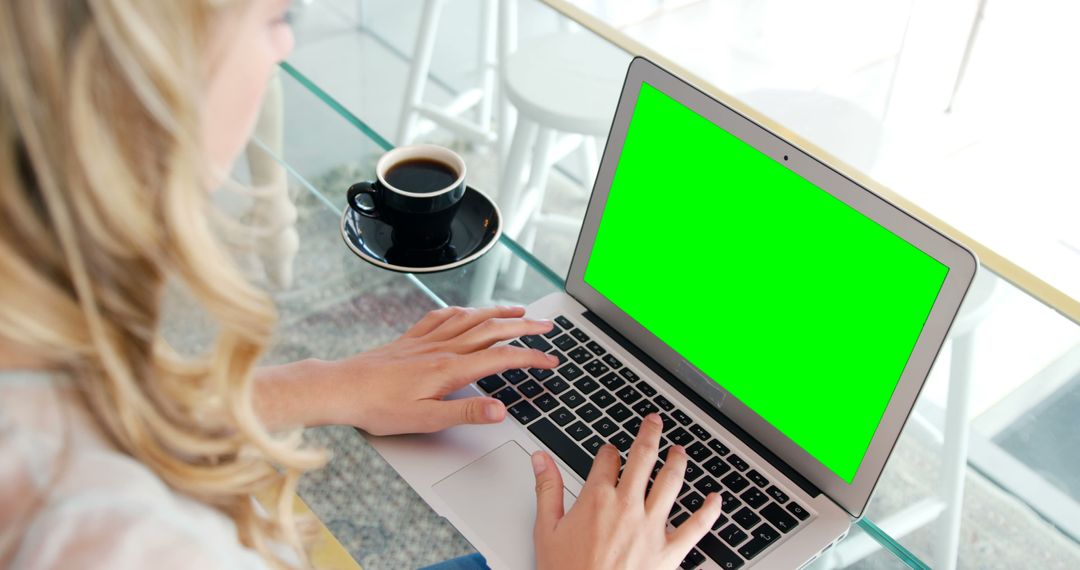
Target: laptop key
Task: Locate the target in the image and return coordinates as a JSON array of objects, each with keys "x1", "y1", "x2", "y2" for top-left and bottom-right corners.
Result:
[
  {"x1": 697, "y1": 532, "x2": 745, "y2": 569},
  {"x1": 583, "y1": 360, "x2": 610, "y2": 378},
  {"x1": 520, "y1": 335, "x2": 553, "y2": 352},
  {"x1": 602, "y1": 354, "x2": 623, "y2": 369},
  {"x1": 583, "y1": 435, "x2": 605, "y2": 455},
  {"x1": 721, "y1": 491, "x2": 742, "y2": 514},
  {"x1": 687, "y1": 442, "x2": 713, "y2": 463},
  {"x1": 760, "y1": 503, "x2": 798, "y2": 533},
  {"x1": 574, "y1": 376, "x2": 600, "y2": 395},
  {"x1": 672, "y1": 409, "x2": 693, "y2": 426},
  {"x1": 704, "y1": 456, "x2": 731, "y2": 478},
  {"x1": 569, "y1": 328, "x2": 591, "y2": 343},
  {"x1": 554, "y1": 315, "x2": 574, "y2": 329},
  {"x1": 508, "y1": 402, "x2": 541, "y2": 425},
  {"x1": 549, "y1": 350, "x2": 567, "y2": 365},
  {"x1": 610, "y1": 431, "x2": 634, "y2": 452},
  {"x1": 476, "y1": 375, "x2": 505, "y2": 393},
  {"x1": 593, "y1": 418, "x2": 618, "y2": 437},
  {"x1": 712, "y1": 514, "x2": 730, "y2": 531},
  {"x1": 502, "y1": 369, "x2": 528, "y2": 384},
  {"x1": 534, "y1": 393, "x2": 559, "y2": 412},
  {"x1": 684, "y1": 461, "x2": 704, "y2": 482},
  {"x1": 718, "y1": 522, "x2": 749, "y2": 547},
  {"x1": 721, "y1": 472, "x2": 750, "y2": 493},
  {"x1": 568, "y1": 346, "x2": 592, "y2": 364},
  {"x1": 747, "y1": 470, "x2": 769, "y2": 488},
  {"x1": 727, "y1": 454, "x2": 750, "y2": 472},
  {"x1": 619, "y1": 368, "x2": 640, "y2": 382},
  {"x1": 694, "y1": 475, "x2": 721, "y2": 496},
  {"x1": 567, "y1": 421, "x2": 593, "y2": 441},
  {"x1": 599, "y1": 372, "x2": 624, "y2": 391},
  {"x1": 558, "y1": 363, "x2": 584, "y2": 381},
  {"x1": 738, "y1": 523, "x2": 779, "y2": 560},
  {"x1": 636, "y1": 381, "x2": 657, "y2": 398},
  {"x1": 659, "y1": 413, "x2": 678, "y2": 432},
  {"x1": 518, "y1": 380, "x2": 543, "y2": 399},
  {"x1": 689, "y1": 424, "x2": 711, "y2": 441},
  {"x1": 708, "y1": 440, "x2": 731, "y2": 456},
  {"x1": 733, "y1": 506, "x2": 761, "y2": 530},
  {"x1": 624, "y1": 416, "x2": 643, "y2": 436},
  {"x1": 669, "y1": 427, "x2": 693, "y2": 446},
  {"x1": 543, "y1": 377, "x2": 570, "y2": 395},
  {"x1": 550, "y1": 407, "x2": 575, "y2": 426},
  {"x1": 616, "y1": 385, "x2": 643, "y2": 405},
  {"x1": 552, "y1": 334, "x2": 577, "y2": 351},
  {"x1": 671, "y1": 511, "x2": 691, "y2": 528},
  {"x1": 765, "y1": 485, "x2": 789, "y2": 504},
  {"x1": 632, "y1": 399, "x2": 659, "y2": 417},
  {"x1": 741, "y1": 487, "x2": 768, "y2": 509},
  {"x1": 679, "y1": 548, "x2": 706, "y2": 570},
  {"x1": 786, "y1": 502, "x2": 810, "y2": 521},
  {"x1": 607, "y1": 403, "x2": 633, "y2": 423},
  {"x1": 585, "y1": 340, "x2": 606, "y2": 355},
  {"x1": 654, "y1": 395, "x2": 675, "y2": 411},
  {"x1": 492, "y1": 387, "x2": 521, "y2": 407},
  {"x1": 527, "y1": 418, "x2": 593, "y2": 481},
  {"x1": 680, "y1": 491, "x2": 706, "y2": 513},
  {"x1": 509, "y1": 340, "x2": 524, "y2": 348},
  {"x1": 542, "y1": 322, "x2": 562, "y2": 339},
  {"x1": 589, "y1": 390, "x2": 616, "y2": 408},
  {"x1": 559, "y1": 389, "x2": 586, "y2": 409},
  {"x1": 576, "y1": 403, "x2": 602, "y2": 423},
  {"x1": 528, "y1": 367, "x2": 554, "y2": 381}
]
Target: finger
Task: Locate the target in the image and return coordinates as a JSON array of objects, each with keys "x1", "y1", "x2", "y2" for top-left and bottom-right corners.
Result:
[
  {"x1": 426, "y1": 306, "x2": 527, "y2": 341},
  {"x1": 667, "y1": 492, "x2": 724, "y2": 553},
  {"x1": 446, "y1": 317, "x2": 555, "y2": 354},
  {"x1": 402, "y1": 306, "x2": 464, "y2": 338},
  {"x1": 645, "y1": 445, "x2": 688, "y2": 515},
  {"x1": 442, "y1": 345, "x2": 559, "y2": 393},
  {"x1": 413, "y1": 396, "x2": 506, "y2": 433},
  {"x1": 617, "y1": 413, "x2": 662, "y2": 500},
  {"x1": 582, "y1": 444, "x2": 621, "y2": 493},
  {"x1": 532, "y1": 451, "x2": 565, "y2": 534}
]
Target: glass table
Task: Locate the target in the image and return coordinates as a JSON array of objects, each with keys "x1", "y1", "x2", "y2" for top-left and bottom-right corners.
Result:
[{"x1": 213, "y1": 1, "x2": 1080, "y2": 568}]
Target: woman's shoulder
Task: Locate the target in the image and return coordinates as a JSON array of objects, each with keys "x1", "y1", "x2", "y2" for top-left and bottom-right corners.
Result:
[{"x1": 0, "y1": 371, "x2": 269, "y2": 569}]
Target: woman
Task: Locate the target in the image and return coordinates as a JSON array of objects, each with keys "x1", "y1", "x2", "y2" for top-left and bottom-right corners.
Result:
[{"x1": 0, "y1": 1, "x2": 723, "y2": 568}]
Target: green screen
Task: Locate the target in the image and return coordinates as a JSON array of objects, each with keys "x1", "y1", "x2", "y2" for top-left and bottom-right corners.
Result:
[{"x1": 584, "y1": 82, "x2": 949, "y2": 483}]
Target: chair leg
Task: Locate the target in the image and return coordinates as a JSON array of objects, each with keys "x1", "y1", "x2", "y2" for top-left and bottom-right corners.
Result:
[
  {"x1": 508, "y1": 127, "x2": 557, "y2": 290},
  {"x1": 397, "y1": 0, "x2": 446, "y2": 146},
  {"x1": 478, "y1": 0, "x2": 498, "y2": 132}
]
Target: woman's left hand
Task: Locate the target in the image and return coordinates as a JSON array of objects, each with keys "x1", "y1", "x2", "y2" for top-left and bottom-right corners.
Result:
[{"x1": 256, "y1": 306, "x2": 558, "y2": 434}]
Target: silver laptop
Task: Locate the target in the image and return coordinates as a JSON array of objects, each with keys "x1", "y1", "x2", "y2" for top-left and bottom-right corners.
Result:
[{"x1": 367, "y1": 57, "x2": 978, "y2": 569}]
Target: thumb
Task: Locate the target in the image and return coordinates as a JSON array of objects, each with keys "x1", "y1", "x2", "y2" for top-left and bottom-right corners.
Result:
[{"x1": 532, "y1": 451, "x2": 565, "y2": 533}]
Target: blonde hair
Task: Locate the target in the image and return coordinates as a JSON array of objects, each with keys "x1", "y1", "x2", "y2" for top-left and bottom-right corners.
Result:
[{"x1": 0, "y1": 1, "x2": 324, "y2": 567}]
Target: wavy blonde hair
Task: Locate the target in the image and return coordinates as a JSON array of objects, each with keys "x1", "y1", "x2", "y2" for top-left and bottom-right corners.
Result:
[{"x1": 0, "y1": 1, "x2": 325, "y2": 567}]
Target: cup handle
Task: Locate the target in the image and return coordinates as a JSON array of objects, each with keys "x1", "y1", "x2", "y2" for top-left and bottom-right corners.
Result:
[{"x1": 347, "y1": 181, "x2": 379, "y2": 218}]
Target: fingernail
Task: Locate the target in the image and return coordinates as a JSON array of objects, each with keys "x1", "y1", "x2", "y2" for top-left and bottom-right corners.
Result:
[
  {"x1": 486, "y1": 402, "x2": 503, "y2": 421},
  {"x1": 672, "y1": 445, "x2": 685, "y2": 455},
  {"x1": 646, "y1": 413, "x2": 662, "y2": 425},
  {"x1": 548, "y1": 353, "x2": 559, "y2": 364},
  {"x1": 531, "y1": 452, "x2": 547, "y2": 475}
]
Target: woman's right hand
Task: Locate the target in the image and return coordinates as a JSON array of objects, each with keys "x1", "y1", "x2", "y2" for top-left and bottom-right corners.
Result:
[{"x1": 531, "y1": 413, "x2": 724, "y2": 570}]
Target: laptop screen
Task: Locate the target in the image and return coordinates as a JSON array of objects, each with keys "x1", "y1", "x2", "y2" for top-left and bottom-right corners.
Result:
[{"x1": 583, "y1": 82, "x2": 949, "y2": 484}]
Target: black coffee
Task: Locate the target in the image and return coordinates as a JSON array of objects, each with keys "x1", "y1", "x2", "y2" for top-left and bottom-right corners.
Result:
[{"x1": 385, "y1": 159, "x2": 458, "y2": 195}]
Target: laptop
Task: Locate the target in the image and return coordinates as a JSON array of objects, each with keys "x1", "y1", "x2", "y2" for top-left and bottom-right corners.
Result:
[{"x1": 367, "y1": 57, "x2": 978, "y2": 569}]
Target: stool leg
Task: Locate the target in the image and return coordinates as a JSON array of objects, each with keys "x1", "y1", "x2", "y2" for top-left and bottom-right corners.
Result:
[
  {"x1": 508, "y1": 127, "x2": 557, "y2": 290},
  {"x1": 397, "y1": 0, "x2": 446, "y2": 145},
  {"x1": 935, "y1": 331, "x2": 975, "y2": 570},
  {"x1": 478, "y1": 0, "x2": 498, "y2": 131}
]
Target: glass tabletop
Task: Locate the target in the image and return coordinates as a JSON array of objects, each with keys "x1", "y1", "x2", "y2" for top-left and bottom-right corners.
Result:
[{"x1": 212, "y1": 1, "x2": 1080, "y2": 568}]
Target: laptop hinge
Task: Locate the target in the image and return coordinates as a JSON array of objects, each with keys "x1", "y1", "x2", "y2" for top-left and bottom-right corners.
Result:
[{"x1": 582, "y1": 310, "x2": 823, "y2": 499}]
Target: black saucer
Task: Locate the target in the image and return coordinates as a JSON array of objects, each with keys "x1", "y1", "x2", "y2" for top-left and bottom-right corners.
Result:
[{"x1": 340, "y1": 186, "x2": 502, "y2": 273}]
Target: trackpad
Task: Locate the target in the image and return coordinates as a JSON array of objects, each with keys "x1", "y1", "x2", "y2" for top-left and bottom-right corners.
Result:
[{"x1": 433, "y1": 441, "x2": 576, "y2": 570}]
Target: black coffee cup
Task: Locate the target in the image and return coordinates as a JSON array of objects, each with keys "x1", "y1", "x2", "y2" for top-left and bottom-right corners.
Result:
[{"x1": 347, "y1": 144, "x2": 467, "y2": 249}]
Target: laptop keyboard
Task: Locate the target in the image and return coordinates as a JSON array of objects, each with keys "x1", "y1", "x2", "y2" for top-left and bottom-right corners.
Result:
[{"x1": 475, "y1": 315, "x2": 812, "y2": 569}]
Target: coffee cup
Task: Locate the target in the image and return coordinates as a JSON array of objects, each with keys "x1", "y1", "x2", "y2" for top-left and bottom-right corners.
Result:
[{"x1": 346, "y1": 144, "x2": 467, "y2": 249}]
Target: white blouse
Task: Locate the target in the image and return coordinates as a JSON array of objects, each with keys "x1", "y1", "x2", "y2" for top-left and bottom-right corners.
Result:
[{"x1": 0, "y1": 370, "x2": 269, "y2": 569}]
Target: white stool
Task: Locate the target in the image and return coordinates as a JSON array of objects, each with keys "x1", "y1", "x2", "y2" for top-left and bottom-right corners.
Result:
[{"x1": 496, "y1": 31, "x2": 629, "y2": 289}]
